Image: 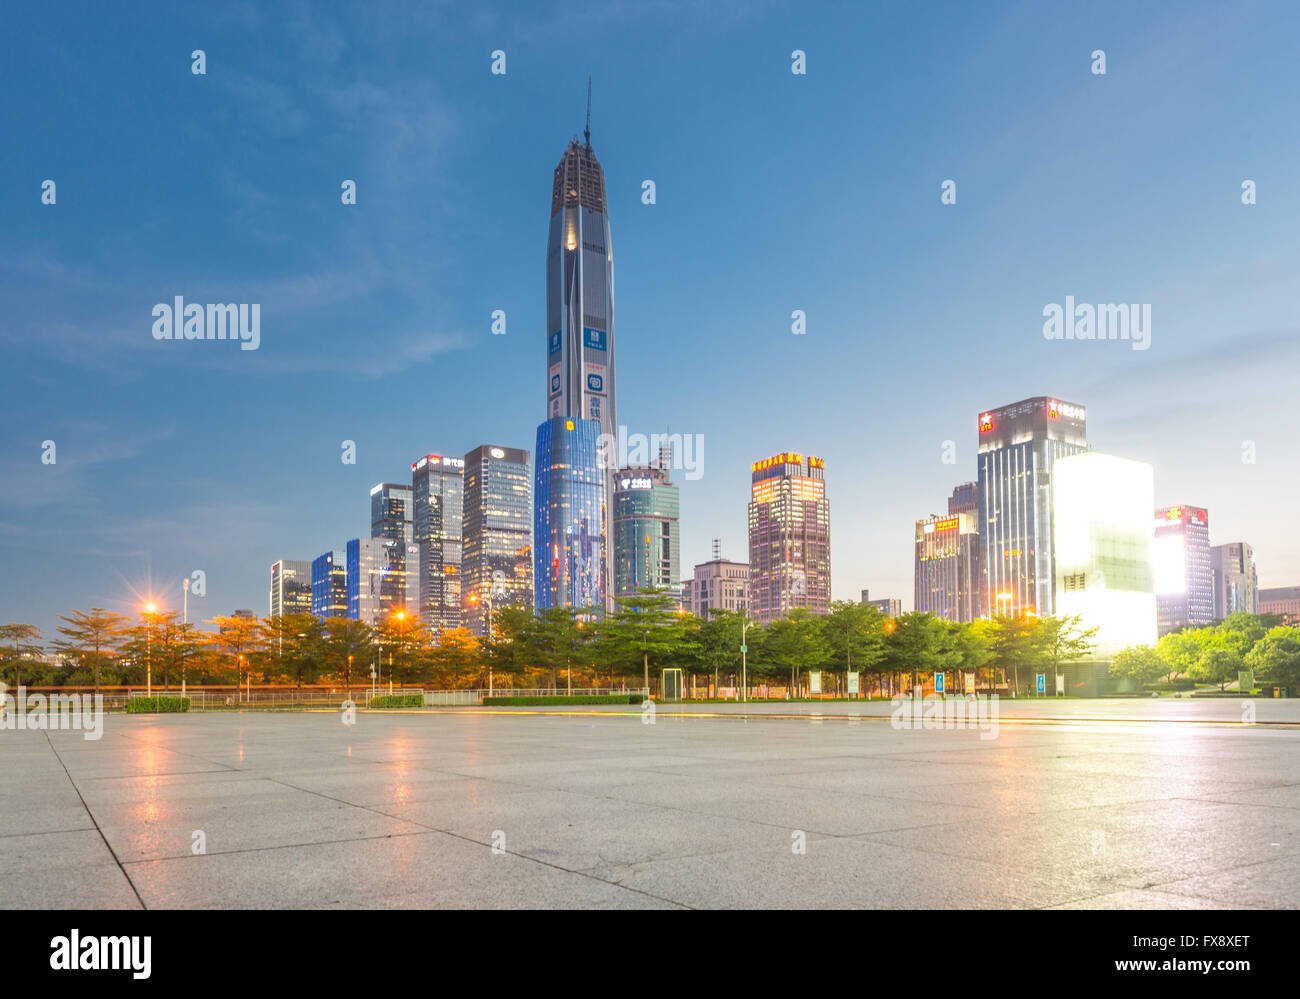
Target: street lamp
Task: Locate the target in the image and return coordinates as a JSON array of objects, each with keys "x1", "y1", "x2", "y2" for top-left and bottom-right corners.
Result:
[
  {"x1": 144, "y1": 602, "x2": 157, "y2": 697},
  {"x1": 468, "y1": 592, "x2": 496, "y2": 694},
  {"x1": 740, "y1": 616, "x2": 753, "y2": 703}
]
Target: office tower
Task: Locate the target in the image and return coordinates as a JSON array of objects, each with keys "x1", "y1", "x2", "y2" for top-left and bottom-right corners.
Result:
[
  {"x1": 269, "y1": 559, "x2": 311, "y2": 617},
  {"x1": 346, "y1": 537, "x2": 407, "y2": 626},
  {"x1": 543, "y1": 118, "x2": 616, "y2": 605},
  {"x1": 1260, "y1": 586, "x2": 1300, "y2": 624},
  {"x1": 686, "y1": 556, "x2": 750, "y2": 619},
  {"x1": 1053, "y1": 452, "x2": 1156, "y2": 659},
  {"x1": 412, "y1": 454, "x2": 464, "y2": 636},
  {"x1": 534, "y1": 416, "x2": 604, "y2": 612},
  {"x1": 978, "y1": 397, "x2": 1087, "y2": 618},
  {"x1": 369, "y1": 482, "x2": 415, "y2": 617},
  {"x1": 370, "y1": 483, "x2": 413, "y2": 542},
  {"x1": 948, "y1": 482, "x2": 978, "y2": 515},
  {"x1": 1152, "y1": 505, "x2": 1213, "y2": 635},
  {"x1": 613, "y1": 465, "x2": 680, "y2": 597},
  {"x1": 915, "y1": 510, "x2": 981, "y2": 623},
  {"x1": 310, "y1": 550, "x2": 348, "y2": 619},
  {"x1": 748, "y1": 452, "x2": 830, "y2": 624},
  {"x1": 860, "y1": 592, "x2": 902, "y2": 617},
  {"x1": 462, "y1": 445, "x2": 533, "y2": 636},
  {"x1": 1211, "y1": 542, "x2": 1259, "y2": 619}
]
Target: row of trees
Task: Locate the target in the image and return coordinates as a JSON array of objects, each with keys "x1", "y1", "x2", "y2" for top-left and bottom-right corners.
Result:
[
  {"x1": 1110, "y1": 612, "x2": 1300, "y2": 690},
  {"x1": 5, "y1": 595, "x2": 1297, "y2": 698}
]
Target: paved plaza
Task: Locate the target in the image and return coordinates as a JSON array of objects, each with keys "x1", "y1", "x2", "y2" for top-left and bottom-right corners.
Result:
[{"x1": 2, "y1": 699, "x2": 1299, "y2": 908}]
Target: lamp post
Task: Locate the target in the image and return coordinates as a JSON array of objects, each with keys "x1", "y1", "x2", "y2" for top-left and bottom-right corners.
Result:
[
  {"x1": 144, "y1": 602, "x2": 156, "y2": 697},
  {"x1": 469, "y1": 592, "x2": 495, "y2": 694},
  {"x1": 741, "y1": 616, "x2": 753, "y2": 703}
]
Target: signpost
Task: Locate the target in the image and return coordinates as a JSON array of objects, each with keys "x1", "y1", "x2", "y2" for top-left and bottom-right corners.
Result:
[
  {"x1": 847, "y1": 671, "x2": 860, "y2": 696},
  {"x1": 1036, "y1": 673, "x2": 1046, "y2": 695},
  {"x1": 935, "y1": 672, "x2": 945, "y2": 694}
]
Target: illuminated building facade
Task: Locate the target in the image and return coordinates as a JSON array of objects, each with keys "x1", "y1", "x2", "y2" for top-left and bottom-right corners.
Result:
[
  {"x1": 1260, "y1": 586, "x2": 1300, "y2": 624},
  {"x1": 915, "y1": 510, "x2": 981, "y2": 623},
  {"x1": 1053, "y1": 452, "x2": 1156, "y2": 660},
  {"x1": 977, "y1": 396, "x2": 1087, "y2": 618},
  {"x1": 748, "y1": 452, "x2": 830, "y2": 624},
  {"x1": 613, "y1": 465, "x2": 679, "y2": 597},
  {"x1": 1211, "y1": 542, "x2": 1258, "y2": 619},
  {"x1": 370, "y1": 482, "x2": 415, "y2": 615},
  {"x1": 534, "y1": 416, "x2": 604, "y2": 612},
  {"x1": 462, "y1": 445, "x2": 533, "y2": 636},
  {"x1": 346, "y1": 537, "x2": 405, "y2": 626},
  {"x1": 310, "y1": 550, "x2": 348, "y2": 619},
  {"x1": 269, "y1": 559, "x2": 311, "y2": 618},
  {"x1": 1153, "y1": 504, "x2": 1213, "y2": 635},
  {"x1": 412, "y1": 454, "x2": 464, "y2": 636},
  {"x1": 544, "y1": 127, "x2": 616, "y2": 604}
]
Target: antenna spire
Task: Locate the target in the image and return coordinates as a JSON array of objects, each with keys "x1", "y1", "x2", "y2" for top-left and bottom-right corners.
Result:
[{"x1": 584, "y1": 76, "x2": 592, "y2": 147}]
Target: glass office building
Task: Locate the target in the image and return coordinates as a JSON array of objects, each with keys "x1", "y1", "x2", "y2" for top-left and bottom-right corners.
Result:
[
  {"x1": 412, "y1": 454, "x2": 464, "y2": 636},
  {"x1": 977, "y1": 396, "x2": 1087, "y2": 618},
  {"x1": 613, "y1": 465, "x2": 680, "y2": 597},
  {"x1": 462, "y1": 445, "x2": 533, "y2": 636},
  {"x1": 543, "y1": 128, "x2": 617, "y2": 604},
  {"x1": 369, "y1": 482, "x2": 415, "y2": 617},
  {"x1": 269, "y1": 559, "x2": 311, "y2": 618},
  {"x1": 1153, "y1": 505, "x2": 1213, "y2": 635},
  {"x1": 1053, "y1": 452, "x2": 1157, "y2": 660},
  {"x1": 346, "y1": 537, "x2": 407, "y2": 626},
  {"x1": 310, "y1": 550, "x2": 348, "y2": 619},
  {"x1": 534, "y1": 416, "x2": 604, "y2": 612},
  {"x1": 1211, "y1": 542, "x2": 1259, "y2": 619}
]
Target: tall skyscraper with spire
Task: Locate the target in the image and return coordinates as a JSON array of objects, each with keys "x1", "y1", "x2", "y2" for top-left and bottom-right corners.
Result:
[{"x1": 535, "y1": 86, "x2": 616, "y2": 612}]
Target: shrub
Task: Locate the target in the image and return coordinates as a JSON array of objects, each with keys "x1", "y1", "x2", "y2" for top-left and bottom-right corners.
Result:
[
  {"x1": 126, "y1": 696, "x2": 190, "y2": 713},
  {"x1": 368, "y1": 694, "x2": 424, "y2": 708},
  {"x1": 481, "y1": 694, "x2": 647, "y2": 706}
]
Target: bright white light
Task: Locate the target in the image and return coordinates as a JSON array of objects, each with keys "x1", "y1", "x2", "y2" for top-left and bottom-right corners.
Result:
[{"x1": 1152, "y1": 534, "x2": 1186, "y2": 595}]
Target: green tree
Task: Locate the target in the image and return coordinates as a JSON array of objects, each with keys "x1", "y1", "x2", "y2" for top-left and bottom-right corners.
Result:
[
  {"x1": 1190, "y1": 644, "x2": 1244, "y2": 691},
  {"x1": 607, "y1": 588, "x2": 695, "y2": 692},
  {"x1": 1155, "y1": 628, "x2": 1212, "y2": 685},
  {"x1": 480, "y1": 606, "x2": 534, "y2": 689},
  {"x1": 824, "y1": 601, "x2": 885, "y2": 696},
  {"x1": 1245, "y1": 627, "x2": 1300, "y2": 689},
  {"x1": 53, "y1": 608, "x2": 128, "y2": 694},
  {"x1": 1109, "y1": 645, "x2": 1168, "y2": 689},
  {"x1": 881, "y1": 612, "x2": 947, "y2": 693},
  {"x1": 0, "y1": 623, "x2": 44, "y2": 688},
  {"x1": 763, "y1": 610, "x2": 831, "y2": 696},
  {"x1": 1037, "y1": 614, "x2": 1097, "y2": 695}
]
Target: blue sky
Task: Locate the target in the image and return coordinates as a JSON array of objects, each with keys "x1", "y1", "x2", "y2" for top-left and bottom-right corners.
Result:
[{"x1": 2, "y1": 0, "x2": 1299, "y2": 636}]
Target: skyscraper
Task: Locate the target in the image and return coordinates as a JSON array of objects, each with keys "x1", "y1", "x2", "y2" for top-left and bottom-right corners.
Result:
[
  {"x1": 534, "y1": 416, "x2": 604, "y2": 612},
  {"x1": 613, "y1": 465, "x2": 680, "y2": 597},
  {"x1": 310, "y1": 550, "x2": 348, "y2": 619},
  {"x1": 748, "y1": 452, "x2": 830, "y2": 624},
  {"x1": 269, "y1": 559, "x2": 311, "y2": 618},
  {"x1": 370, "y1": 482, "x2": 415, "y2": 616},
  {"x1": 915, "y1": 510, "x2": 981, "y2": 623},
  {"x1": 1153, "y1": 505, "x2": 1213, "y2": 635},
  {"x1": 462, "y1": 445, "x2": 533, "y2": 636},
  {"x1": 346, "y1": 537, "x2": 407, "y2": 626},
  {"x1": 412, "y1": 454, "x2": 464, "y2": 636},
  {"x1": 1211, "y1": 542, "x2": 1258, "y2": 619},
  {"x1": 542, "y1": 117, "x2": 616, "y2": 606},
  {"x1": 977, "y1": 397, "x2": 1087, "y2": 618},
  {"x1": 1053, "y1": 452, "x2": 1156, "y2": 660}
]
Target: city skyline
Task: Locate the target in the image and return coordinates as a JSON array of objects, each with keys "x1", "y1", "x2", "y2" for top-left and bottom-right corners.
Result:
[{"x1": 4, "y1": 2, "x2": 1300, "y2": 637}]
